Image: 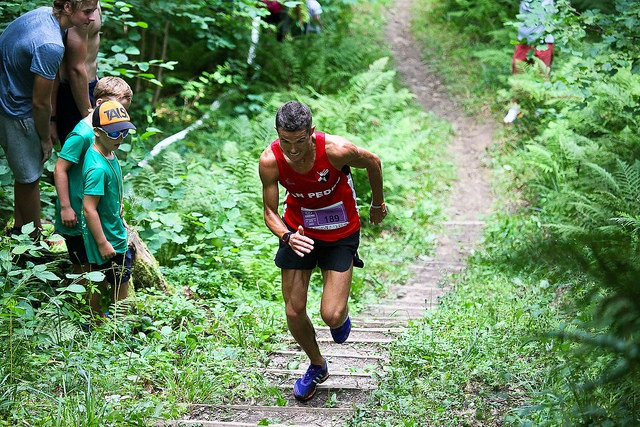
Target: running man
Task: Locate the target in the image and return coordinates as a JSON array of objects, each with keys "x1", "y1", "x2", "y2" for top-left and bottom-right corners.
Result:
[{"x1": 259, "y1": 101, "x2": 387, "y2": 401}]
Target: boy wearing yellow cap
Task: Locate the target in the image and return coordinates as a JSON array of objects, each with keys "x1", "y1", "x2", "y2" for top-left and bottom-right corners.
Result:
[
  {"x1": 54, "y1": 77, "x2": 132, "y2": 273},
  {"x1": 82, "y1": 99, "x2": 136, "y2": 315}
]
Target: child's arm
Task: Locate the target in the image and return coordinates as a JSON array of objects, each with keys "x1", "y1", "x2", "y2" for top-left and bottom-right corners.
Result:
[
  {"x1": 83, "y1": 195, "x2": 116, "y2": 260},
  {"x1": 54, "y1": 158, "x2": 77, "y2": 227}
]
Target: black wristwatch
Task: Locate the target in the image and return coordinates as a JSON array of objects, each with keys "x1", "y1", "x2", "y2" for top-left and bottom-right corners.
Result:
[{"x1": 281, "y1": 231, "x2": 294, "y2": 245}]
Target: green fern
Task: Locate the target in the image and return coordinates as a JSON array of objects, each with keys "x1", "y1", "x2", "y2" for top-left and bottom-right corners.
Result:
[{"x1": 34, "y1": 313, "x2": 82, "y2": 347}]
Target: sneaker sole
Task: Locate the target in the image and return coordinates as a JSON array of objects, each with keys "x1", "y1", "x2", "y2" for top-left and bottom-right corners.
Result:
[{"x1": 294, "y1": 372, "x2": 330, "y2": 402}]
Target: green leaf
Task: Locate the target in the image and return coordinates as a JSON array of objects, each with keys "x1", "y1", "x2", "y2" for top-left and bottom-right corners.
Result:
[
  {"x1": 221, "y1": 198, "x2": 237, "y2": 209},
  {"x1": 227, "y1": 208, "x2": 241, "y2": 220},
  {"x1": 21, "y1": 223, "x2": 35, "y2": 235},
  {"x1": 66, "y1": 284, "x2": 86, "y2": 293},
  {"x1": 128, "y1": 31, "x2": 142, "y2": 42},
  {"x1": 35, "y1": 271, "x2": 60, "y2": 282},
  {"x1": 12, "y1": 245, "x2": 28, "y2": 255},
  {"x1": 222, "y1": 222, "x2": 235, "y2": 233},
  {"x1": 85, "y1": 271, "x2": 106, "y2": 282}
]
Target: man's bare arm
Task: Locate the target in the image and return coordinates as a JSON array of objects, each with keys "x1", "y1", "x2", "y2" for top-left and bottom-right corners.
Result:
[
  {"x1": 32, "y1": 75, "x2": 54, "y2": 163},
  {"x1": 65, "y1": 27, "x2": 92, "y2": 115},
  {"x1": 259, "y1": 148, "x2": 314, "y2": 256},
  {"x1": 326, "y1": 135, "x2": 387, "y2": 224}
]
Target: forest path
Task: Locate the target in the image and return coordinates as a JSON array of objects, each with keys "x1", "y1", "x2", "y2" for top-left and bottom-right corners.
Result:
[{"x1": 166, "y1": 0, "x2": 494, "y2": 425}]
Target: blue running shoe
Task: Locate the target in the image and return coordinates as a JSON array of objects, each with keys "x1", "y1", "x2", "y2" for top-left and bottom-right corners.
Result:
[
  {"x1": 293, "y1": 360, "x2": 329, "y2": 401},
  {"x1": 330, "y1": 316, "x2": 351, "y2": 344}
]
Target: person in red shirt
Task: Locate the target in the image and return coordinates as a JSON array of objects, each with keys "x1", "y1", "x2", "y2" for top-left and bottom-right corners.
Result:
[{"x1": 259, "y1": 101, "x2": 387, "y2": 401}]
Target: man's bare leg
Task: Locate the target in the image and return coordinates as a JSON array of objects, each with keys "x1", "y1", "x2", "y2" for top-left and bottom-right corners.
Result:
[
  {"x1": 282, "y1": 268, "x2": 324, "y2": 365},
  {"x1": 320, "y1": 265, "x2": 353, "y2": 328},
  {"x1": 14, "y1": 180, "x2": 41, "y2": 230},
  {"x1": 113, "y1": 280, "x2": 129, "y2": 302}
]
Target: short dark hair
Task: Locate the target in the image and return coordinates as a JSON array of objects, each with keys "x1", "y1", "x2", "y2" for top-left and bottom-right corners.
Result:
[{"x1": 275, "y1": 101, "x2": 312, "y2": 132}]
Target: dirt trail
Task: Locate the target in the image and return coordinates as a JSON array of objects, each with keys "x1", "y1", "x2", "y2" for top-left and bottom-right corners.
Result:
[
  {"x1": 165, "y1": 0, "x2": 494, "y2": 425},
  {"x1": 386, "y1": 0, "x2": 494, "y2": 225}
]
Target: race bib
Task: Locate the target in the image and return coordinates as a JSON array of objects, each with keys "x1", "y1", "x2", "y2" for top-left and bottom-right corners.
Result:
[{"x1": 302, "y1": 202, "x2": 348, "y2": 230}]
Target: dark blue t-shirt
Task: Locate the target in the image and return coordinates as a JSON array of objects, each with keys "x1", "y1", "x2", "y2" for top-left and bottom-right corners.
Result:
[{"x1": 0, "y1": 7, "x2": 65, "y2": 119}]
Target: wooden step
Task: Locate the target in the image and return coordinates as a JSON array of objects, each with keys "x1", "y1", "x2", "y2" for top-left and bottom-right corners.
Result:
[
  {"x1": 162, "y1": 422, "x2": 313, "y2": 427},
  {"x1": 286, "y1": 336, "x2": 394, "y2": 344},
  {"x1": 315, "y1": 326, "x2": 406, "y2": 333},
  {"x1": 271, "y1": 350, "x2": 387, "y2": 360},
  {"x1": 265, "y1": 369, "x2": 378, "y2": 378},
  {"x1": 276, "y1": 382, "x2": 378, "y2": 391},
  {"x1": 367, "y1": 303, "x2": 427, "y2": 312},
  {"x1": 441, "y1": 220, "x2": 485, "y2": 226},
  {"x1": 168, "y1": 404, "x2": 365, "y2": 426},
  {"x1": 350, "y1": 315, "x2": 421, "y2": 322},
  {"x1": 191, "y1": 404, "x2": 359, "y2": 414}
]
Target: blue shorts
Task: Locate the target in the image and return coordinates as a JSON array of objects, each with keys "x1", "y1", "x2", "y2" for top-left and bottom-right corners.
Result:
[
  {"x1": 0, "y1": 114, "x2": 43, "y2": 183},
  {"x1": 91, "y1": 249, "x2": 133, "y2": 286}
]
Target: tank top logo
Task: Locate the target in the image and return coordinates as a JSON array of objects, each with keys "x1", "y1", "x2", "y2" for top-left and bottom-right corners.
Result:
[{"x1": 317, "y1": 168, "x2": 330, "y2": 183}]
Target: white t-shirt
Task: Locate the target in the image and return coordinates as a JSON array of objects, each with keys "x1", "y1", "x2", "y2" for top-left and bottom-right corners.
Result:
[
  {"x1": 306, "y1": 0, "x2": 322, "y2": 33},
  {"x1": 518, "y1": 0, "x2": 555, "y2": 44}
]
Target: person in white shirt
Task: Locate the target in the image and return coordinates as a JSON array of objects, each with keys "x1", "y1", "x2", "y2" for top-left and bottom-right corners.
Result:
[{"x1": 306, "y1": 0, "x2": 322, "y2": 34}]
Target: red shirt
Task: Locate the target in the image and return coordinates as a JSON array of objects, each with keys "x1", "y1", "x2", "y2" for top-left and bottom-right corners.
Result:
[{"x1": 271, "y1": 132, "x2": 360, "y2": 241}]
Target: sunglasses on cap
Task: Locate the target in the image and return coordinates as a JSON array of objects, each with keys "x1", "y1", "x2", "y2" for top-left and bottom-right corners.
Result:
[{"x1": 98, "y1": 127, "x2": 129, "y2": 140}]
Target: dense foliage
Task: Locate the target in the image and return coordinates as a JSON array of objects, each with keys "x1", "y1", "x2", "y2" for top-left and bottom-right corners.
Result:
[{"x1": 367, "y1": 0, "x2": 640, "y2": 424}]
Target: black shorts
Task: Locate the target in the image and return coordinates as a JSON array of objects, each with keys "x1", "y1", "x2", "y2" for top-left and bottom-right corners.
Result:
[
  {"x1": 56, "y1": 79, "x2": 98, "y2": 145},
  {"x1": 62, "y1": 233, "x2": 88, "y2": 265},
  {"x1": 91, "y1": 249, "x2": 133, "y2": 286},
  {"x1": 275, "y1": 230, "x2": 363, "y2": 272}
]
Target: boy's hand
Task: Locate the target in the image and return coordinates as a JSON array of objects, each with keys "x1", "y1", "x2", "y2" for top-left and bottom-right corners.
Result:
[
  {"x1": 61, "y1": 206, "x2": 77, "y2": 228},
  {"x1": 98, "y1": 241, "x2": 116, "y2": 260}
]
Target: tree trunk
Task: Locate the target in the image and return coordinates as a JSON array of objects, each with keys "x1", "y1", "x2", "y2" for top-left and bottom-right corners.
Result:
[
  {"x1": 152, "y1": 20, "x2": 171, "y2": 108},
  {"x1": 135, "y1": 27, "x2": 147, "y2": 95},
  {"x1": 125, "y1": 223, "x2": 171, "y2": 293}
]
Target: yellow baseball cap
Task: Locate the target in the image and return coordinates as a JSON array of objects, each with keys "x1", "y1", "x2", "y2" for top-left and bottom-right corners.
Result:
[{"x1": 92, "y1": 100, "x2": 136, "y2": 133}]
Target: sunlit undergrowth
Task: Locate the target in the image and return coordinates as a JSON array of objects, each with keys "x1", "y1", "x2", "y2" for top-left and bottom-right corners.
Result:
[
  {"x1": 361, "y1": 212, "x2": 565, "y2": 425},
  {"x1": 366, "y1": 205, "x2": 639, "y2": 425},
  {"x1": 0, "y1": 3, "x2": 453, "y2": 424}
]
